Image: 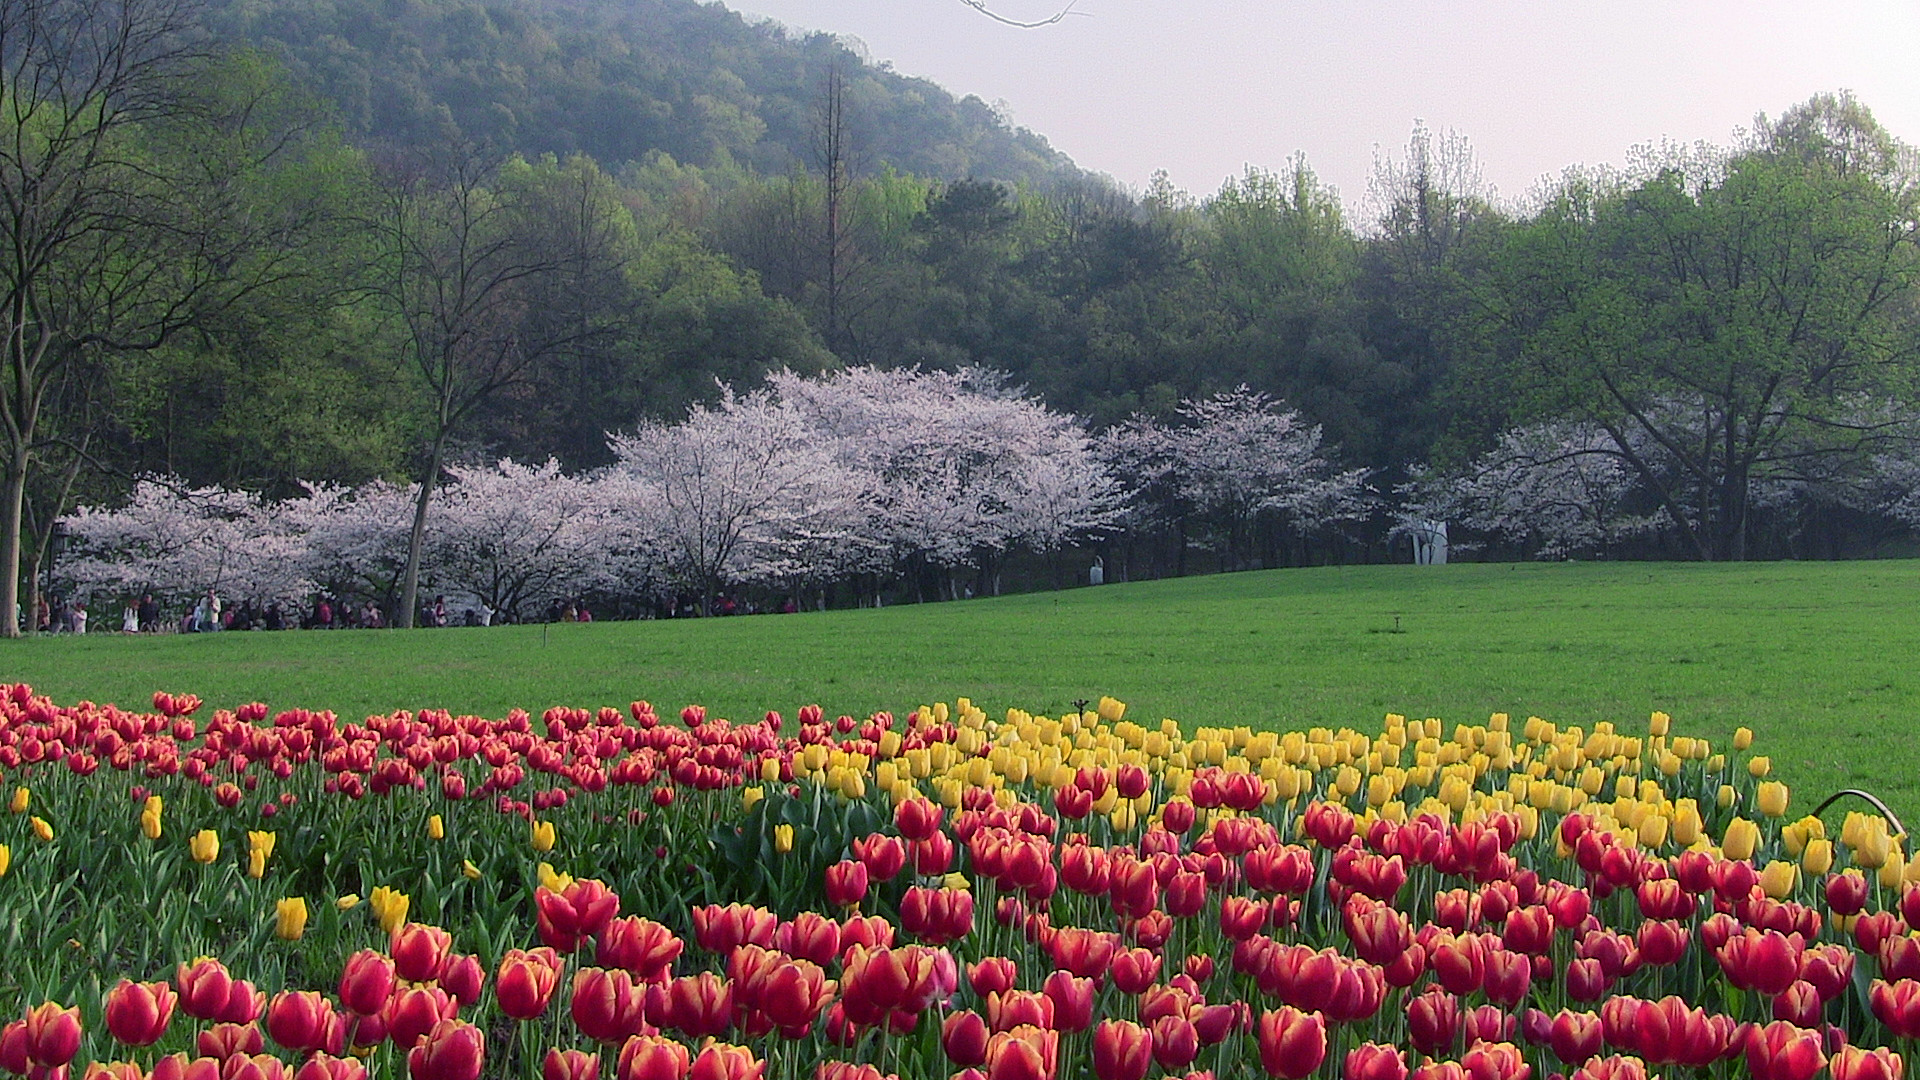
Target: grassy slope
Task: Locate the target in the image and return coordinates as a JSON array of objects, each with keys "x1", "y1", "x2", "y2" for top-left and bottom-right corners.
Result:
[{"x1": 3, "y1": 561, "x2": 1915, "y2": 818}]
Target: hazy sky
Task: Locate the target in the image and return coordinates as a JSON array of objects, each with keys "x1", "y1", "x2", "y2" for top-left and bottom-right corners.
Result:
[{"x1": 730, "y1": 1, "x2": 1920, "y2": 215}]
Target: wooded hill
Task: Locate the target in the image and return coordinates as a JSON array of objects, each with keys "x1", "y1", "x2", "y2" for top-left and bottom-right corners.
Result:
[{"x1": 203, "y1": 0, "x2": 1074, "y2": 185}]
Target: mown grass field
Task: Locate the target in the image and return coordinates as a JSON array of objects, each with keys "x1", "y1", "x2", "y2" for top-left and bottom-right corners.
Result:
[{"x1": 3, "y1": 560, "x2": 1915, "y2": 819}]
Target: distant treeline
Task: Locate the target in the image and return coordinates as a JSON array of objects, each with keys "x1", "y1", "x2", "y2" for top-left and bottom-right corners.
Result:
[{"x1": 8, "y1": 0, "x2": 1920, "y2": 638}]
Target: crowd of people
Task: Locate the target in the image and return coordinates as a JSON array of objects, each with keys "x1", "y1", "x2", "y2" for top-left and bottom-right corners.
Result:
[{"x1": 24, "y1": 591, "x2": 617, "y2": 633}]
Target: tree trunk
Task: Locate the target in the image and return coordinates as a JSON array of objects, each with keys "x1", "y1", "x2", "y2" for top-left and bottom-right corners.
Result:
[
  {"x1": 0, "y1": 453, "x2": 23, "y2": 638},
  {"x1": 397, "y1": 429, "x2": 449, "y2": 629}
]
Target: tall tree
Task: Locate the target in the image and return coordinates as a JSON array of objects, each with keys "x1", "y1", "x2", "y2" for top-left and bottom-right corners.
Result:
[
  {"x1": 0, "y1": 2, "x2": 337, "y2": 636},
  {"x1": 1471, "y1": 94, "x2": 1920, "y2": 560}
]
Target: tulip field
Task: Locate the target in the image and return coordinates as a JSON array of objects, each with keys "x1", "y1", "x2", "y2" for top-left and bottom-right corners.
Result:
[{"x1": 0, "y1": 674, "x2": 1916, "y2": 1080}]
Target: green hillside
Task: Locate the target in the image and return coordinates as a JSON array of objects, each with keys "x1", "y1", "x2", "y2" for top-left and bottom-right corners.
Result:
[
  {"x1": 204, "y1": 0, "x2": 1074, "y2": 184},
  {"x1": 4, "y1": 561, "x2": 1915, "y2": 819}
]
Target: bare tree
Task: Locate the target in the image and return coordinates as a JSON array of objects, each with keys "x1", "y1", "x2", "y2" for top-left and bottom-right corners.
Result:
[{"x1": 371, "y1": 150, "x2": 621, "y2": 628}]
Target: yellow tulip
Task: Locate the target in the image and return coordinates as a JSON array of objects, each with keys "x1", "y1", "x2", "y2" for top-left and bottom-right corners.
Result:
[
  {"x1": 537, "y1": 863, "x2": 573, "y2": 892},
  {"x1": 943, "y1": 872, "x2": 971, "y2": 891},
  {"x1": 1881, "y1": 850, "x2": 1908, "y2": 889},
  {"x1": 8, "y1": 786, "x2": 27, "y2": 814},
  {"x1": 29, "y1": 816, "x2": 52, "y2": 843},
  {"x1": 1748, "y1": 756, "x2": 1772, "y2": 779},
  {"x1": 1760, "y1": 860, "x2": 1799, "y2": 899},
  {"x1": 760, "y1": 757, "x2": 780, "y2": 783},
  {"x1": 462, "y1": 859, "x2": 481, "y2": 881},
  {"x1": 1637, "y1": 813, "x2": 1669, "y2": 849},
  {"x1": 1733, "y1": 727, "x2": 1754, "y2": 750},
  {"x1": 740, "y1": 787, "x2": 764, "y2": 813},
  {"x1": 189, "y1": 830, "x2": 219, "y2": 864},
  {"x1": 427, "y1": 814, "x2": 444, "y2": 841},
  {"x1": 530, "y1": 820, "x2": 555, "y2": 853},
  {"x1": 247, "y1": 831, "x2": 275, "y2": 879},
  {"x1": 774, "y1": 824, "x2": 794, "y2": 853},
  {"x1": 0, "y1": 843, "x2": 9, "y2": 876},
  {"x1": 1722, "y1": 817, "x2": 1760, "y2": 861},
  {"x1": 140, "y1": 808, "x2": 162, "y2": 841},
  {"x1": 1756, "y1": 782, "x2": 1789, "y2": 818},
  {"x1": 1802, "y1": 838, "x2": 1834, "y2": 876},
  {"x1": 1648, "y1": 712, "x2": 1670, "y2": 737},
  {"x1": 1717, "y1": 785, "x2": 1736, "y2": 809},
  {"x1": 369, "y1": 885, "x2": 409, "y2": 933},
  {"x1": 336, "y1": 894, "x2": 360, "y2": 910},
  {"x1": 275, "y1": 897, "x2": 308, "y2": 941}
]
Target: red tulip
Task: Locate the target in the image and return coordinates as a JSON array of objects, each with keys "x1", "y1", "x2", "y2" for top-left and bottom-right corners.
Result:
[
  {"x1": 1635, "y1": 921, "x2": 1688, "y2": 967},
  {"x1": 825, "y1": 861, "x2": 870, "y2": 909},
  {"x1": 1344, "y1": 1044, "x2": 1407, "y2": 1080},
  {"x1": 408, "y1": 1018, "x2": 484, "y2": 1080},
  {"x1": 1719, "y1": 928, "x2": 1805, "y2": 995},
  {"x1": 617, "y1": 1035, "x2": 691, "y2": 1080},
  {"x1": 197, "y1": 1021, "x2": 264, "y2": 1059},
  {"x1": 1463, "y1": 1041, "x2": 1530, "y2": 1080},
  {"x1": 968, "y1": 958, "x2": 1017, "y2": 998},
  {"x1": 1151, "y1": 1014, "x2": 1200, "y2": 1071},
  {"x1": 1564, "y1": 958, "x2": 1610, "y2": 1003},
  {"x1": 498, "y1": 949, "x2": 564, "y2": 1020},
  {"x1": 599, "y1": 917, "x2": 684, "y2": 980},
  {"x1": 1257, "y1": 1007, "x2": 1327, "y2": 1080},
  {"x1": 895, "y1": 797, "x2": 944, "y2": 842},
  {"x1": 986, "y1": 991, "x2": 1053, "y2": 1033},
  {"x1": 22, "y1": 1002, "x2": 81, "y2": 1068},
  {"x1": 266, "y1": 991, "x2": 335, "y2": 1054},
  {"x1": 1831, "y1": 1046, "x2": 1905, "y2": 1080},
  {"x1": 658, "y1": 972, "x2": 734, "y2": 1039},
  {"x1": 1545, "y1": 1010, "x2": 1602, "y2": 1065},
  {"x1": 571, "y1": 968, "x2": 646, "y2": 1044},
  {"x1": 984, "y1": 1026, "x2": 1057, "y2": 1080},
  {"x1": 294, "y1": 1054, "x2": 367, "y2": 1080},
  {"x1": 176, "y1": 958, "x2": 238, "y2": 1021},
  {"x1": 1042, "y1": 971, "x2": 1094, "y2": 1033},
  {"x1": 852, "y1": 834, "x2": 908, "y2": 881},
  {"x1": 1569, "y1": 1058, "x2": 1649, "y2": 1080},
  {"x1": 536, "y1": 879, "x2": 621, "y2": 953},
  {"x1": 338, "y1": 951, "x2": 397, "y2": 1017},
  {"x1": 691, "y1": 905, "x2": 779, "y2": 955},
  {"x1": 391, "y1": 923, "x2": 454, "y2": 983},
  {"x1": 1093, "y1": 1020, "x2": 1151, "y2": 1080},
  {"x1": 383, "y1": 986, "x2": 456, "y2": 1051},
  {"x1": 775, "y1": 914, "x2": 841, "y2": 969},
  {"x1": 1826, "y1": 873, "x2": 1869, "y2": 917},
  {"x1": 688, "y1": 1042, "x2": 764, "y2": 1080},
  {"x1": 943, "y1": 1011, "x2": 991, "y2": 1067},
  {"x1": 1407, "y1": 988, "x2": 1460, "y2": 1058},
  {"x1": 1747, "y1": 1020, "x2": 1826, "y2": 1080},
  {"x1": 1430, "y1": 933, "x2": 1487, "y2": 996},
  {"x1": 1111, "y1": 948, "x2": 1161, "y2": 995},
  {"x1": 223, "y1": 1053, "x2": 292, "y2": 1080},
  {"x1": 104, "y1": 979, "x2": 176, "y2": 1046},
  {"x1": 1872, "y1": 979, "x2": 1920, "y2": 1039},
  {"x1": 1772, "y1": 981, "x2": 1822, "y2": 1027},
  {"x1": 544, "y1": 1048, "x2": 601, "y2": 1080},
  {"x1": 441, "y1": 954, "x2": 486, "y2": 1007}
]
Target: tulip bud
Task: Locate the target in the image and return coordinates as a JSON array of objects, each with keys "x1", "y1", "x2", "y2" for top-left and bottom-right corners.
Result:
[{"x1": 104, "y1": 979, "x2": 176, "y2": 1047}]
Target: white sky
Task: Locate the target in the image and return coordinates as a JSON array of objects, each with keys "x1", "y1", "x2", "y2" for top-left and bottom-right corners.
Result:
[{"x1": 730, "y1": 0, "x2": 1920, "y2": 215}]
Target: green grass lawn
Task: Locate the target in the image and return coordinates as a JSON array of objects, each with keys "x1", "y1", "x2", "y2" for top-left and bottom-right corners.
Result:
[{"x1": 4, "y1": 561, "x2": 1916, "y2": 820}]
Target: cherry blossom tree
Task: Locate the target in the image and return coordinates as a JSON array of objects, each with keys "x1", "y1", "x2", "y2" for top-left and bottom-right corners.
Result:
[
  {"x1": 60, "y1": 478, "x2": 312, "y2": 605},
  {"x1": 426, "y1": 459, "x2": 619, "y2": 621},
  {"x1": 769, "y1": 366, "x2": 1123, "y2": 596},
  {"x1": 1400, "y1": 421, "x2": 1667, "y2": 560},
  {"x1": 285, "y1": 480, "x2": 418, "y2": 613},
  {"x1": 605, "y1": 388, "x2": 872, "y2": 610},
  {"x1": 1104, "y1": 387, "x2": 1371, "y2": 571}
]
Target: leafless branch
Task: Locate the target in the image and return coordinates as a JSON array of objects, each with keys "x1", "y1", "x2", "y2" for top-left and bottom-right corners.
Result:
[{"x1": 956, "y1": 0, "x2": 1083, "y2": 28}]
